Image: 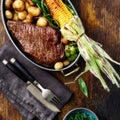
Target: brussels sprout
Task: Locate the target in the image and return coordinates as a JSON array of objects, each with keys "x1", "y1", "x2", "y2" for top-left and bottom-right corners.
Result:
[
  {"x1": 68, "y1": 54, "x2": 78, "y2": 61},
  {"x1": 65, "y1": 42, "x2": 79, "y2": 62},
  {"x1": 65, "y1": 52, "x2": 71, "y2": 57}
]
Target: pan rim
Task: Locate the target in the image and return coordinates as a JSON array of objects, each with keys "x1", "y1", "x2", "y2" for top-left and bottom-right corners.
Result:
[{"x1": 1, "y1": 0, "x2": 80, "y2": 72}]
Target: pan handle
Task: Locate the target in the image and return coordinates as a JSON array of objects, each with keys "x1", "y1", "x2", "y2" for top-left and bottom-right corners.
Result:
[{"x1": 61, "y1": 63, "x2": 80, "y2": 76}]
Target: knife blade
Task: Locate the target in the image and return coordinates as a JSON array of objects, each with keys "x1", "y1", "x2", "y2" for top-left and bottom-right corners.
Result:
[
  {"x1": 10, "y1": 58, "x2": 62, "y2": 108},
  {"x1": 2, "y1": 59, "x2": 60, "y2": 112},
  {"x1": 27, "y1": 82, "x2": 60, "y2": 112}
]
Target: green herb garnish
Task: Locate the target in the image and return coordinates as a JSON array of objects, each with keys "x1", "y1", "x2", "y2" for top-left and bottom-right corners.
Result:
[
  {"x1": 66, "y1": 112, "x2": 96, "y2": 120},
  {"x1": 78, "y1": 78, "x2": 88, "y2": 97}
]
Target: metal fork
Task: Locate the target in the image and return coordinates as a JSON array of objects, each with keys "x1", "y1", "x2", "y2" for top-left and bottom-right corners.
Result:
[
  {"x1": 10, "y1": 58, "x2": 62, "y2": 107},
  {"x1": 33, "y1": 80, "x2": 62, "y2": 107}
]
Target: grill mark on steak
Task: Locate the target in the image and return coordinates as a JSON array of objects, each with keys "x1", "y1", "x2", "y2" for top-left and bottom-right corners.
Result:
[{"x1": 7, "y1": 20, "x2": 64, "y2": 66}]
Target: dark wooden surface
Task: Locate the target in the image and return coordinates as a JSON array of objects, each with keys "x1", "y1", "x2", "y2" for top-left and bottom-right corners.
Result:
[{"x1": 0, "y1": 0, "x2": 120, "y2": 120}]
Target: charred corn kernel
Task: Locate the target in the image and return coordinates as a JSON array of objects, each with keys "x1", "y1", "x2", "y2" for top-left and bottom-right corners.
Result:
[{"x1": 45, "y1": 0, "x2": 73, "y2": 28}]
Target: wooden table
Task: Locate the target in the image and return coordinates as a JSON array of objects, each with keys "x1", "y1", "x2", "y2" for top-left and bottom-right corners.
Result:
[{"x1": 0, "y1": 0, "x2": 120, "y2": 120}]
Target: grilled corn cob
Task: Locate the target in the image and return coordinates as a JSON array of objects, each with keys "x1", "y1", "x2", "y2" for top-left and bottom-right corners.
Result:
[
  {"x1": 43, "y1": 0, "x2": 120, "y2": 91},
  {"x1": 45, "y1": 0, "x2": 73, "y2": 27}
]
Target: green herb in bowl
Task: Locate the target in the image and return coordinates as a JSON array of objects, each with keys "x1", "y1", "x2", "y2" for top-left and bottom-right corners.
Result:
[{"x1": 64, "y1": 108, "x2": 99, "y2": 120}]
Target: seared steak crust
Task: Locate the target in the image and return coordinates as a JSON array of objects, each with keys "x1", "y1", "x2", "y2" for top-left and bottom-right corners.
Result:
[{"x1": 7, "y1": 20, "x2": 64, "y2": 66}]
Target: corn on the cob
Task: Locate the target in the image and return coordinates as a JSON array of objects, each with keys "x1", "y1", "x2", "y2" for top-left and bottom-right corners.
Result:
[
  {"x1": 45, "y1": 0, "x2": 73, "y2": 27},
  {"x1": 43, "y1": 0, "x2": 120, "y2": 92}
]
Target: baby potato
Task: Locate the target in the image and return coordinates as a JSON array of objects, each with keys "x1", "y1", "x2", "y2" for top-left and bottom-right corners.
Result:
[
  {"x1": 12, "y1": 0, "x2": 25, "y2": 11},
  {"x1": 13, "y1": 12, "x2": 19, "y2": 21},
  {"x1": 5, "y1": 10, "x2": 13, "y2": 19},
  {"x1": 27, "y1": 6, "x2": 41, "y2": 16},
  {"x1": 54, "y1": 62, "x2": 64, "y2": 70},
  {"x1": 25, "y1": 2, "x2": 30, "y2": 11},
  {"x1": 18, "y1": 11, "x2": 27, "y2": 20},
  {"x1": 63, "y1": 60, "x2": 70, "y2": 66},
  {"x1": 61, "y1": 38, "x2": 69, "y2": 44},
  {"x1": 36, "y1": 17, "x2": 48, "y2": 27},
  {"x1": 28, "y1": 0, "x2": 34, "y2": 6},
  {"x1": 25, "y1": 14, "x2": 33, "y2": 23},
  {"x1": 5, "y1": 0, "x2": 13, "y2": 10}
]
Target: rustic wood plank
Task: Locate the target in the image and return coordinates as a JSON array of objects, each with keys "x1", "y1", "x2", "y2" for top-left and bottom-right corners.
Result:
[
  {"x1": 0, "y1": 92, "x2": 23, "y2": 120},
  {"x1": 0, "y1": 0, "x2": 120, "y2": 120}
]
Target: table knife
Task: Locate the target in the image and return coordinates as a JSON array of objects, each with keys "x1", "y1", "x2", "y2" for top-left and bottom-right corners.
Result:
[{"x1": 2, "y1": 59, "x2": 60, "y2": 112}]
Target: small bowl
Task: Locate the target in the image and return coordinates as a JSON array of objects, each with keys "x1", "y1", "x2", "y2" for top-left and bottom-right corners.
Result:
[{"x1": 63, "y1": 108, "x2": 99, "y2": 120}]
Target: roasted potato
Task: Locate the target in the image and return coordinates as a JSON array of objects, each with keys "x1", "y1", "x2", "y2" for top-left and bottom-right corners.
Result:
[
  {"x1": 12, "y1": 0, "x2": 25, "y2": 11},
  {"x1": 25, "y1": 2, "x2": 30, "y2": 11},
  {"x1": 61, "y1": 38, "x2": 69, "y2": 44},
  {"x1": 27, "y1": 6, "x2": 41, "y2": 16},
  {"x1": 25, "y1": 14, "x2": 33, "y2": 23},
  {"x1": 5, "y1": 0, "x2": 13, "y2": 10},
  {"x1": 18, "y1": 10, "x2": 27, "y2": 20},
  {"x1": 5, "y1": 10, "x2": 13, "y2": 19},
  {"x1": 54, "y1": 62, "x2": 64, "y2": 70},
  {"x1": 63, "y1": 60, "x2": 70, "y2": 66},
  {"x1": 27, "y1": 0, "x2": 34, "y2": 6},
  {"x1": 36, "y1": 17, "x2": 48, "y2": 27},
  {"x1": 12, "y1": 12, "x2": 19, "y2": 21}
]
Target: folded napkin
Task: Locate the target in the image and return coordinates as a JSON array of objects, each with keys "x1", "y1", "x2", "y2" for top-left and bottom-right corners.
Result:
[{"x1": 0, "y1": 41, "x2": 72, "y2": 120}]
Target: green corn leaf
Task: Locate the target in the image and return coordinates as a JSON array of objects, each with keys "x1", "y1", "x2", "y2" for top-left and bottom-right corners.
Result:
[{"x1": 78, "y1": 78, "x2": 88, "y2": 97}]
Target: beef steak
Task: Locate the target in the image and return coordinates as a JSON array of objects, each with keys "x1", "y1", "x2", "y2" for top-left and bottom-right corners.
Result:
[{"x1": 7, "y1": 20, "x2": 64, "y2": 66}]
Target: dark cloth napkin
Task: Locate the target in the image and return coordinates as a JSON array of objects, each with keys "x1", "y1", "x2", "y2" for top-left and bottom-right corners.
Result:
[{"x1": 0, "y1": 40, "x2": 72, "y2": 120}]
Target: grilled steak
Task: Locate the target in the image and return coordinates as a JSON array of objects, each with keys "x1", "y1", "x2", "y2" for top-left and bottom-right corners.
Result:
[{"x1": 7, "y1": 20, "x2": 64, "y2": 66}]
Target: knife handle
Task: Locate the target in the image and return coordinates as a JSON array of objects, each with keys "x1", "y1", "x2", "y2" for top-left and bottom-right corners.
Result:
[
  {"x1": 10, "y1": 58, "x2": 35, "y2": 83},
  {"x1": 2, "y1": 59, "x2": 28, "y2": 83}
]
